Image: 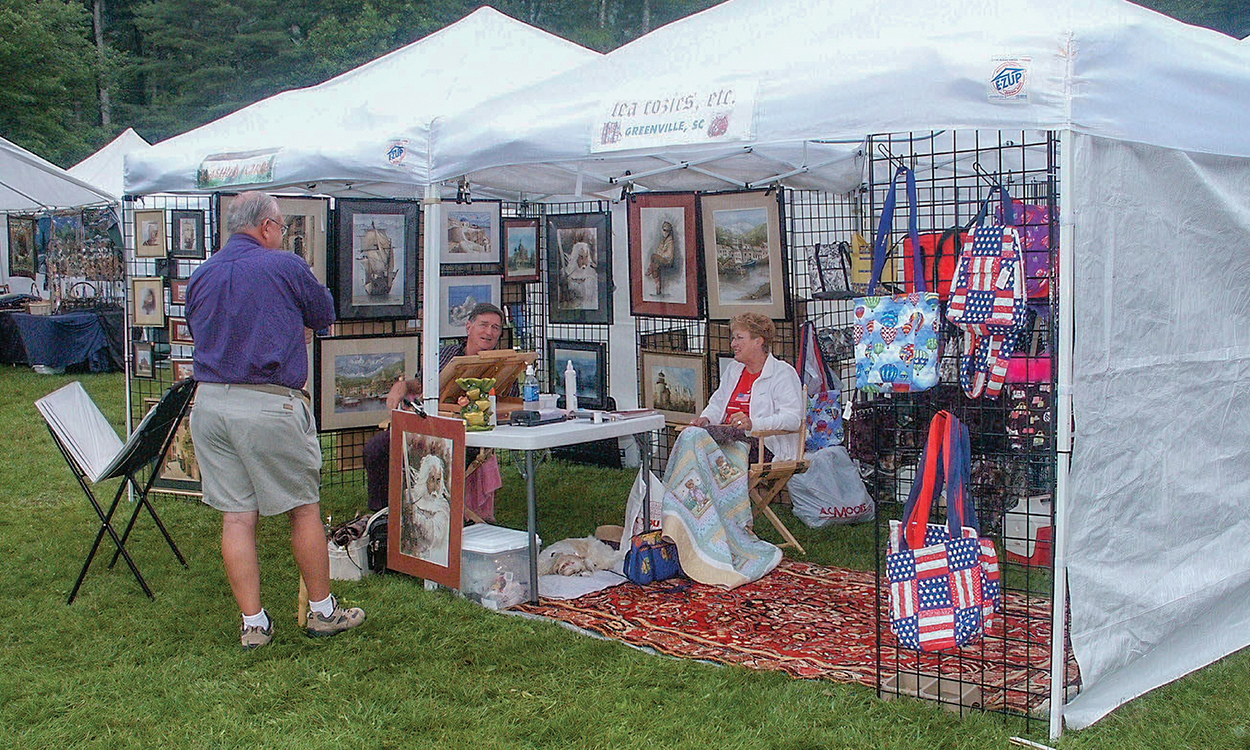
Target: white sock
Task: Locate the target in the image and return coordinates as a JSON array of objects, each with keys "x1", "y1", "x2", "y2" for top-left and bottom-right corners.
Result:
[
  {"x1": 242, "y1": 608, "x2": 270, "y2": 629},
  {"x1": 309, "y1": 594, "x2": 336, "y2": 618}
]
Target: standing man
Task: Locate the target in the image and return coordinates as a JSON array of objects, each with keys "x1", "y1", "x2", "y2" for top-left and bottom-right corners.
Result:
[{"x1": 187, "y1": 191, "x2": 365, "y2": 649}]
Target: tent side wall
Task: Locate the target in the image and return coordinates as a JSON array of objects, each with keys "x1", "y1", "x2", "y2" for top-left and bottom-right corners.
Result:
[{"x1": 1065, "y1": 134, "x2": 1250, "y2": 727}]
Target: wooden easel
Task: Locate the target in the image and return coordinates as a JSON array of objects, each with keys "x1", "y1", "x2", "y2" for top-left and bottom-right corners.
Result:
[{"x1": 437, "y1": 349, "x2": 537, "y2": 419}]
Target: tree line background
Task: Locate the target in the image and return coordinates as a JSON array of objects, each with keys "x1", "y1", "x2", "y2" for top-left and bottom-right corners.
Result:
[{"x1": 3, "y1": 0, "x2": 1247, "y2": 169}]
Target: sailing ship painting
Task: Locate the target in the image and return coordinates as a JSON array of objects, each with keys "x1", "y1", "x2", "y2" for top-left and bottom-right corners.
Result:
[{"x1": 352, "y1": 214, "x2": 405, "y2": 306}]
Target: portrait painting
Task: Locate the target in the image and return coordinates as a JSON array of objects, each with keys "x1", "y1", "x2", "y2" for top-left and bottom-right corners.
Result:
[
  {"x1": 546, "y1": 212, "x2": 612, "y2": 324},
  {"x1": 440, "y1": 276, "x2": 501, "y2": 338},
  {"x1": 442, "y1": 201, "x2": 501, "y2": 266},
  {"x1": 315, "y1": 334, "x2": 420, "y2": 431},
  {"x1": 147, "y1": 397, "x2": 201, "y2": 495},
  {"x1": 132, "y1": 342, "x2": 154, "y2": 379},
  {"x1": 699, "y1": 190, "x2": 788, "y2": 320},
  {"x1": 132, "y1": 277, "x2": 165, "y2": 327},
  {"x1": 7, "y1": 216, "x2": 36, "y2": 279},
  {"x1": 628, "y1": 193, "x2": 700, "y2": 318},
  {"x1": 388, "y1": 411, "x2": 464, "y2": 588},
  {"x1": 133, "y1": 210, "x2": 166, "y2": 258},
  {"x1": 502, "y1": 218, "x2": 540, "y2": 282},
  {"x1": 169, "y1": 317, "x2": 193, "y2": 345},
  {"x1": 546, "y1": 339, "x2": 608, "y2": 410},
  {"x1": 169, "y1": 209, "x2": 205, "y2": 259},
  {"x1": 640, "y1": 350, "x2": 707, "y2": 425},
  {"x1": 334, "y1": 198, "x2": 419, "y2": 320}
]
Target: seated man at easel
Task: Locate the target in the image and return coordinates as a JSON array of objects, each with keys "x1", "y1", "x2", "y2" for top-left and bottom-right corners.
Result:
[{"x1": 363, "y1": 302, "x2": 506, "y2": 516}]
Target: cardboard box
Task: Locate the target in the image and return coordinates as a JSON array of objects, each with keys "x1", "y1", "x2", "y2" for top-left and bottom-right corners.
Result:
[{"x1": 459, "y1": 524, "x2": 539, "y2": 610}]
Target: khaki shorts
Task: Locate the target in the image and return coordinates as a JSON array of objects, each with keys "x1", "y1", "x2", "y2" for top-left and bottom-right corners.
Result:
[{"x1": 190, "y1": 383, "x2": 322, "y2": 517}]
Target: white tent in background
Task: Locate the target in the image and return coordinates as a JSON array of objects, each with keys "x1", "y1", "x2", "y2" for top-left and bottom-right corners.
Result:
[
  {"x1": 429, "y1": 0, "x2": 1250, "y2": 735},
  {"x1": 68, "y1": 128, "x2": 151, "y2": 199},
  {"x1": 1, "y1": 135, "x2": 116, "y2": 212}
]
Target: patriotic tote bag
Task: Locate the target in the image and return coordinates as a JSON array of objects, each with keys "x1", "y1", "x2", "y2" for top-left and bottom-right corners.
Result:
[
  {"x1": 798, "y1": 320, "x2": 844, "y2": 452},
  {"x1": 854, "y1": 167, "x2": 941, "y2": 394},
  {"x1": 886, "y1": 411, "x2": 1001, "y2": 652}
]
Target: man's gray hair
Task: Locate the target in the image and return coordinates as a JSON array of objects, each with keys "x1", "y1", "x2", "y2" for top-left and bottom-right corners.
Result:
[
  {"x1": 468, "y1": 302, "x2": 504, "y2": 323},
  {"x1": 226, "y1": 192, "x2": 280, "y2": 234}
]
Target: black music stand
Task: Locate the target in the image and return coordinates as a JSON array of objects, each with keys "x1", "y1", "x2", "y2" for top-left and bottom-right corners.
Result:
[{"x1": 36, "y1": 379, "x2": 197, "y2": 604}]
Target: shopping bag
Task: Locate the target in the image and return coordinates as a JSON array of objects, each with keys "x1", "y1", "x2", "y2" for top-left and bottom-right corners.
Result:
[
  {"x1": 946, "y1": 186, "x2": 1027, "y2": 336},
  {"x1": 1005, "y1": 304, "x2": 1051, "y2": 384},
  {"x1": 623, "y1": 530, "x2": 682, "y2": 585},
  {"x1": 807, "y1": 241, "x2": 858, "y2": 300},
  {"x1": 902, "y1": 221, "x2": 974, "y2": 302},
  {"x1": 886, "y1": 412, "x2": 1001, "y2": 652},
  {"x1": 816, "y1": 324, "x2": 855, "y2": 365},
  {"x1": 997, "y1": 198, "x2": 1056, "y2": 300},
  {"x1": 798, "y1": 320, "x2": 843, "y2": 451},
  {"x1": 854, "y1": 166, "x2": 941, "y2": 394},
  {"x1": 788, "y1": 445, "x2": 874, "y2": 527}
]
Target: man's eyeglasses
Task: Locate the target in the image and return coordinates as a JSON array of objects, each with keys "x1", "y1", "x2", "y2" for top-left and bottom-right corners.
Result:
[{"x1": 265, "y1": 218, "x2": 289, "y2": 237}]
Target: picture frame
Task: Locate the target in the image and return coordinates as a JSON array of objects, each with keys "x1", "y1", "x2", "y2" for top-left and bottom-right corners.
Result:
[
  {"x1": 134, "y1": 210, "x2": 166, "y2": 258},
  {"x1": 169, "y1": 317, "x2": 193, "y2": 345},
  {"x1": 170, "y1": 278, "x2": 189, "y2": 306},
  {"x1": 169, "y1": 209, "x2": 205, "y2": 259},
  {"x1": 315, "y1": 334, "x2": 420, "y2": 431},
  {"x1": 546, "y1": 212, "x2": 613, "y2": 324},
  {"x1": 640, "y1": 350, "x2": 707, "y2": 425},
  {"x1": 546, "y1": 339, "x2": 608, "y2": 410},
  {"x1": 715, "y1": 353, "x2": 737, "y2": 390},
  {"x1": 132, "y1": 277, "x2": 166, "y2": 327},
  {"x1": 699, "y1": 190, "x2": 788, "y2": 320},
  {"x1": 171, "y1": 358, "x2": 195, "y2": 381},
  {"x1": 146, "y1": 397, "x2": 201, "y2": 496},
  {"x1": 334, "y1": 198, "x2": 419, "y2": 320},
  {"x1": 439, "y1": 275, "x2": 502, "y2": 338},
  {"x1": 639, "y1": 327, "x2": 690, "y2": 351},
  {"x1": 7, "y1": 215, "x2": 36, "y2": 279},
  {"x1": 502, "y1": 218, "x2": 540, "y2": 282},
  {"x1": 628, "y1": 192, "x2": 701, "y2": 318},
  {"x1": 388, "y1": 410, "x2": 464, "y2": 588},
  {"x1": 132, "y1": 342, "x2": 154, "y2": 379},
  {"x1": 217, "y1": 194, "x2": 332, "y2": 284},
  {"x1": 443, "y1": 201, "x2": 501, "y2": 266}
]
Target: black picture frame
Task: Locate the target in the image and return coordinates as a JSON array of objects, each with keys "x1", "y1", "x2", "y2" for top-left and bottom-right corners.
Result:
[
  {"x1": 546, "y1": 212, "x2": 612, "y2": 324},
  {"x1": 7, "y1": 215, "x2": 36, "y2": 279},
  {"x1": 334, "y1": 198, "x2": 419, "y2": 321},
  {"x1": 546, "y1": 339, "x2": 608, "y2": 410},
  {"x1": 169, "y1": 209, "x2": 206, "y2": 259}
]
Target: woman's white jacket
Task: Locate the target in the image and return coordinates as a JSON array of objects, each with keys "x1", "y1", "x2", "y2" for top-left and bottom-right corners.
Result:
[{"x1": 699, "y1": 353, "x2": 804, "y2": 461}]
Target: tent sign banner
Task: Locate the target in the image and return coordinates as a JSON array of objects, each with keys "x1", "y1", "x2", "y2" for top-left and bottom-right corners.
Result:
[
  {"x1": 591, "y1": 79, "x2": 758, "y2": 153},
  {"x1": 988, "y1": 56, "x2": 1031, "y2": 103},
  {"x1": 196, "y1": 150, "x2": 278, "y2": 190}
]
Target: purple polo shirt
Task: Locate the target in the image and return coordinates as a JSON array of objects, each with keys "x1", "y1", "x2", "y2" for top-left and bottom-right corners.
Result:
[{"x1": 186, "y1": 232, "x2": 334, "y2": 389}]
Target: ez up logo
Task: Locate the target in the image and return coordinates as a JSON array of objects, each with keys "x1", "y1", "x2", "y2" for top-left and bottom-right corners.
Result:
[{"x1": 989, "y1": 57, "x2": 1030, "y2": 103}]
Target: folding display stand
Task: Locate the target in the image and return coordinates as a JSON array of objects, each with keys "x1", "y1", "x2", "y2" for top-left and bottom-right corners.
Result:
[{"x1": 37, "y1": 379, "x2": 197, "y2": 604}]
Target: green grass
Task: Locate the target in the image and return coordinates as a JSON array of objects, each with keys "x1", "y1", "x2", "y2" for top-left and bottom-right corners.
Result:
[{"x1": 1, "y1": 369, "x2": 1247, "y2": 749}]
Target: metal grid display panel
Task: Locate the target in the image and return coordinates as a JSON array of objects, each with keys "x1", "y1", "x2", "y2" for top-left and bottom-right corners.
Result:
[{"x1": 861, "y1": 131, "x2": 1068, "y2": 729}]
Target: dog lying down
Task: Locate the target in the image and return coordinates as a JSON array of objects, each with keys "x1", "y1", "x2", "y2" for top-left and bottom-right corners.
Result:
[{"x1": 538, "y1": 535, "x2": 623, "y2": 576}]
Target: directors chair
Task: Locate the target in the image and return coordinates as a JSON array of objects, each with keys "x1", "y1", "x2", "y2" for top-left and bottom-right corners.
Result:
[
  {"x1": 747, "y1": 388, "x2": 810, "y2": 556},
  {"x1": 36, "y1": 379, "x2": 196, "y2": 604}
]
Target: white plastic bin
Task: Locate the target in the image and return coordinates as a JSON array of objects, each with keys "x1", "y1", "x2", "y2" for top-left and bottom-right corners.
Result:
[
  {"x1": 328, "y1": 536, "x2": 371, "y2": 581},
  {"x1": 459, "y1": 524, "x2": 539, "y2": 610}
]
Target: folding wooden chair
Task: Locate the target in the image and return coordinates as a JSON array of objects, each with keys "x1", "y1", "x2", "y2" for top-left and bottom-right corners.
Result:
[
  {"x1": 747, "y1": 388, "x2": 810, "y2": 555},
  {"x1": 36, "y1": 379, "x2": 196, "y2": 604}
]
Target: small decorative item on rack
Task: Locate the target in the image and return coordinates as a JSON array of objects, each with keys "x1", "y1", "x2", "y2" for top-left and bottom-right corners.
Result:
[{"x1": 455, "y1": 377, "x2": 497, "y2": 431}]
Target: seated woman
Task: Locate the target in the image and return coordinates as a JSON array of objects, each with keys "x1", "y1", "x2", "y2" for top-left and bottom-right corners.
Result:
[{"x1": 660, "y1": 313, "x2": 804, "y2": 589}]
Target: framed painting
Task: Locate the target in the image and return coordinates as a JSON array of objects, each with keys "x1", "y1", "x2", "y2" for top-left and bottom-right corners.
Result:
[
  {"x1": 639, "y1": 327, "x2": 690, "y2": 351},
  {"x1": 169, "y1": 209, "x2": 205, "y2": 259},
  {"x1": 134, "y1": 210, "x2": 166, "y2": 258},
  {"x1": 171, "y1": 358, "x2": 195, "y2": 381},
  {"x1": 546, "y1": 212, "x2": 612, "y2": 324},
  {"x1": 170, "y1": 278, "x2": 189, "y2": 306},
  {"x1": 217, "y1": 194, "x2": 332, "y2": 284},
  {"x1": 628, "y1": 192, "x2": 700, "y2": 318},
  {"x1": 132, "y1": 277, "x2": 166, "y2": 327},
  {"x1": 640, "y1": 350, "x2": 707, "y2": 425},
  {"x1": 169, "y1": 317, "x2": 193, "y2": 345},
  {"x1": 335, "y1": 198, "x2": 419, "y2": 320},
  {"x1": 146, "y1": 397, "x2": 202, "y2": 496},
  {"x1": 315, "y1": 334, "x2": 420, "y2": 431},
  {"x1": 546, "y1": 339, "x2": 608, "y2": 410},
  {"x1": 7, "y1": 216, "x2": 36, "y2": 279},
  {"x1": 388, "y1": 411, "x2": 464, "y2": 588},
  {"x1": 699, "y1": 190, "x2": 788, "y2": 320},
  {"x1": 502, "y1": 218, "x2": 540, "y2": 282},
  {"x1": 439, "y1": 276, "x2": 501, "y2": 338},
  {"x1": 132, "y1": 342, "x2": 155, "y2": 379},
  {"x1": 443, "y1": 201, "x2": 501, "y2": 266}
]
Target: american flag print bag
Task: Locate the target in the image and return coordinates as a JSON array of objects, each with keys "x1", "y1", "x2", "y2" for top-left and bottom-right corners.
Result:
[{"x1": 886, "y1": 411, "x2": 1001, "y2": 652}]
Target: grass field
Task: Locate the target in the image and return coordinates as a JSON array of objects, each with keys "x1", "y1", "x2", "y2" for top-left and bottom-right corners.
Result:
[{"x1": 1, "y1": 369, "x2": 1246, "y2": 749}]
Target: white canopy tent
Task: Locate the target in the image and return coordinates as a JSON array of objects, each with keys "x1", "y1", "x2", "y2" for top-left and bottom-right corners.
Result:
[
  {"x1": 426, "y1": 0, "x2": 1250, "y2": 735},
  {"x1": 68, "y1": 128, "x2": 151, "y2": 200}
]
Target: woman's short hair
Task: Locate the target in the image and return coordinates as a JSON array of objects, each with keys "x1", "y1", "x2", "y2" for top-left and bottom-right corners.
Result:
[
  {"x1": 730, "y1": 312, "x2": 776, "y2": 351},
  {"x1": 226, "y1": 192, "x2": 280, "y2": 234}
]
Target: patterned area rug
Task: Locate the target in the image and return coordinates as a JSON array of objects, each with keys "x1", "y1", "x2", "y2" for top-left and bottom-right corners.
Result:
[{"x1": 518, "y1": 560, "x2": 1079, "y2": 714}]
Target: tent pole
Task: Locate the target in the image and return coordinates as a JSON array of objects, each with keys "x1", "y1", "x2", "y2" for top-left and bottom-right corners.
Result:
[
  {"x1": 422, "y1": 183, "x2": 443, "y2": 414},
  {"x1": 1049, "y1": 127, "x2": 1077, "y2": 741}
]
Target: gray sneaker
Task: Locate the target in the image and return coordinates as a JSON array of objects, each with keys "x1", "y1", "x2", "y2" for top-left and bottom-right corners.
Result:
[
  {"x1": 240, "y1": 621, "x2": 273, "y2": 649},
  {"x1": 306, "y1": 596, "x2": 366, "y2": 638}
]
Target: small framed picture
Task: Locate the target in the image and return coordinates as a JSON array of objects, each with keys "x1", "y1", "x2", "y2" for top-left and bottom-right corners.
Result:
[
  {"x1": 171, "y1": 358, "x2": 194, "y2": 381},
  {"x1": 170, "y1": 278, "x2": 189, "y2": 306},
  {"x1": 443, "y1": 201, "x2": 501, "y2": 266},
  {"x1": 170, "y1": 209, "x2": 205, "y2": 259},
  {"x1": 7, "y1": 215, "x2": 36, "y2": 279},
  {"x1": 439, "y1": 276, "x2": 502, "y2": 338},
  {"x1": 335, "y1": 198, "x2": 420, "y2": 320},
  {"x1": 132, "y1": 277, "x2": 165, "y2": 327},
  {"x1": 388, "y1": 410, "x2": 465, "y2": 588},
  {"x1": 699, "y1": 190, "x2": 788, "y2": 320},
  {"x1": 502, "y1": 218, "x2": 540, "y2": 282},
  {"x1": 132, "y1": 342, "x2": 155, "y2": 379},
  {"x1": 628, "y1": 192, "x2": 701, "y2": 318},
  {"x1": 134, "y1": 210, "x2": 166, "y2": 258},
  {"x1": 547, "y1": 212, "x2": 612, "y2": 324},
  {"x1": 146, "y1": 397, "x2": 201, "y2": 496},
  {"x1": 169, "y1": 317, "x2": 194, "y2": 345},
  {"x1": 640, "y1": 350, "x2": 707, "y2": 425},
  {"x1": 315, "y1": 334, "x2": 420, "y2": 431},
  {"x1": 546, "y1": 339, "x2": 608, "y2": 410}
]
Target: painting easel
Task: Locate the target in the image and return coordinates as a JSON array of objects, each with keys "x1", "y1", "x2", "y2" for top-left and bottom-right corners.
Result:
[{"x1": 437, "y1": 349, "x2": 537, "y2": 419}]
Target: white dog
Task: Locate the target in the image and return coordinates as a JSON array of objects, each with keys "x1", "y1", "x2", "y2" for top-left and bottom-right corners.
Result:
[
  {"x1": 537, "y1": 535, "x2": 623, "y2": 577},
  {"x1": 402, "y1": 454, "x2": 451, "y2": 566}
]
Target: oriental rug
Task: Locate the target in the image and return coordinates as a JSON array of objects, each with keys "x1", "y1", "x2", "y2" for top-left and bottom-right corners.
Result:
[{"x1": 517, "y1": 559, "x2": 1079, "y2": 714}]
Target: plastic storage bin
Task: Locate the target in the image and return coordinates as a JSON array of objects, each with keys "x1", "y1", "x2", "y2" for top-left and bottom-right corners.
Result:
[
  {"x1": 328, "y1": 536, "x2": 371, "y2": 581},
  {"x1": 459, "y1": 524, "x2": 539, "y2": 610}
]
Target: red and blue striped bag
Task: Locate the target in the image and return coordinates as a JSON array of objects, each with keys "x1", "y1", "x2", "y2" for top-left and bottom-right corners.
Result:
[{"x1": 886, "y1": 411, "x2": 1001, "y2": 652}]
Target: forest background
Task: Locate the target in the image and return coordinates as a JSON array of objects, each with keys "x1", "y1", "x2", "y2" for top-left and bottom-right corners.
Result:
[{"x1": 3, "y1": 0, "x2": 1249, "y2": 170}]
